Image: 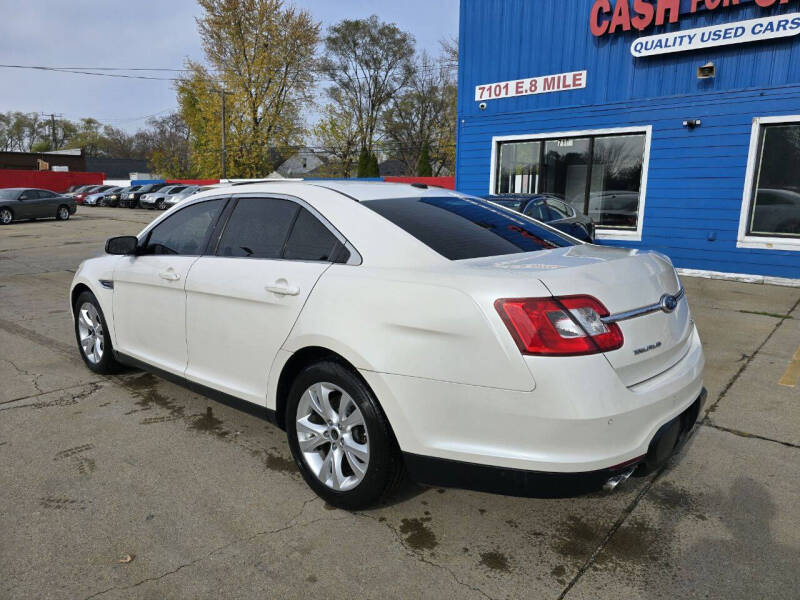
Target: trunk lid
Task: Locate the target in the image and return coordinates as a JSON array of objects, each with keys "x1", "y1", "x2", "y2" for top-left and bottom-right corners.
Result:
[{"x1": 464, "y1": 245, "x2": 693, "y2": 386}]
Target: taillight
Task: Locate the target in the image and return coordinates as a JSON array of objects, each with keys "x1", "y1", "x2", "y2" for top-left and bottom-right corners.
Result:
[{"x1": 495, "y1": 295, "x2": 623, "y2": 356}]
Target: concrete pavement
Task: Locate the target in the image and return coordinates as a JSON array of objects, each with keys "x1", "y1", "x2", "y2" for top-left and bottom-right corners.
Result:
[{"x1": 1, "y1": 207, "x2": 798, "y2": 599}]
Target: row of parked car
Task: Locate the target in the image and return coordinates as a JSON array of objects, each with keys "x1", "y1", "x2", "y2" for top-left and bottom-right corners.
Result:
[{"x1": 67, "y1": 183, "x2": 212, "y2": 210}]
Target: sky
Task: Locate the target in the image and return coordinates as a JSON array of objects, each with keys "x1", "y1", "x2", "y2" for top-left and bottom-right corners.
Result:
[{"x1": 0, "y1": 0, "x2": 459, "y2": 133}]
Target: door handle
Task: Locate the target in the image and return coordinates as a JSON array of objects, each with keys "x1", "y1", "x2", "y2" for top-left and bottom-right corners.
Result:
[
  {"x1": 265, "y1": 280, "x2": 300, "y2": 296},
  {"x1": 159, "y1": 271, "x2": 181, "y2": 281}
]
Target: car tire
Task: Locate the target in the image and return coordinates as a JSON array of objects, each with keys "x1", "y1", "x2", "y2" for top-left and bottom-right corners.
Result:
[
  {"x1": 56, "y1": 205, "x2": 70, "y2": 221},
  {"x1": 73, "y1": 290, "x2": 124, "y2": 375},
  {"x1": 286, "y1": 360, "x2": 404, "y2": 510},
  {"x1": 0, "y1": 207, "x2": 12, "y2": 225},
  {"x1": 156, "y1": 199, "x2": 166, "y2": 210}
]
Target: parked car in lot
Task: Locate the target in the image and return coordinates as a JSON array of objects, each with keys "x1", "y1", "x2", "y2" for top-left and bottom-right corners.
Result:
[
  {"x1": 140, "y1": 185, "x2": 188, "y2": 210},
  {"x1": 0, "y1": 187, "x2": 76, "y2": 223},
  {"x1": 85, "y1": 187, "x2": 123, "y2": 206},
  {"x1": 70, "y1": 182, "x2": 705, "y2": 508},
  {"x1": 67, "y1": 184, "x2": 92, "y2": 195},
  {"x1": 75, "y1": 185, "x2": 116, "y2": 205},
  {"x1": 120, "y1": 183, "x2": 166, "y2": 208},
  {"x1": 484, "y1": 193, "x2": 596, "y2": 242},
  {"x1": 164, "y1": 185, "x2": 202, "y2": 208},
  {"x1": 103, "y1": 185, "x2": 141, "y2": 207}
]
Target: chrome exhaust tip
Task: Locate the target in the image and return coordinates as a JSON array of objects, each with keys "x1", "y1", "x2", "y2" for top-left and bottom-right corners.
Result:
[{"x1": 603, "y1": 466, "x2": 636, "y2": 492}]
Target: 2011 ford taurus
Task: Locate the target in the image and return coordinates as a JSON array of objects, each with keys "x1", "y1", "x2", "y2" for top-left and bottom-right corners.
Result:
[{"x1": 69, "y1": 182, "x2": 705, "y2": 509}]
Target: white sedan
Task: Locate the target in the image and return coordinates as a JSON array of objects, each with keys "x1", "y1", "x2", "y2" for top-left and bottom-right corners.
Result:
[{"x1": 69, "y1": 182, "x2": 705, "y2": 508}]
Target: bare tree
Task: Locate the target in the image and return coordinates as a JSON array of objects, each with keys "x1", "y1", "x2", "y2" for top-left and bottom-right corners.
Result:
[{"x1": 320, "y1": 15, "x2": 415, "y2": 154}]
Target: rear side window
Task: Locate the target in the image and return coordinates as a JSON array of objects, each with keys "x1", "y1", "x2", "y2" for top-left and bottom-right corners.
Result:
[
  {"x1": 363, "y1": 196, "x2": 575, "y2": 260},
  {"x1": 283, "y1": 208, "x2": 343, "y2": 262},
  {"x1": 217, "y1": 198, "x2": 298, "y2": 259},
  {"x1": 146, "y1": 199, "x2": 225, "y2": 255}
]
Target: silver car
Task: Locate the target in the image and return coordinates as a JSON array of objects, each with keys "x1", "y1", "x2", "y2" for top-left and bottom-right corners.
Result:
[
  {"x1": 164, "y1": 185, "x2": 213, "y2": 208},
  {"x1": 140, "y1": 185, "x2": 188, "y2": 210}
]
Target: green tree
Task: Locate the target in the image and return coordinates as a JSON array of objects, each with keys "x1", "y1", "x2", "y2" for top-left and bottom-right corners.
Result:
[
  {"x1": 357, "y1": 147, "x2": 369, "y2": 177},
  {"x1": 177, "y1": 0, "x2": 319, "y2": 177},
  {"x1": 312, "y1": 100, "x2": 360, "y2": 177},
  {"x1": 368, "y1": 152, "x2": 380, "y2": 177},
  {"x1": 320, "y1": 16, "x2": 415, "y2": 154},
  {"x1": 416, "y1": 141, "x2": 432, "y2": 176}
]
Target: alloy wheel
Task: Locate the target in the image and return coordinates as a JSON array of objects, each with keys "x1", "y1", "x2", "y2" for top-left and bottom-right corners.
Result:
[
  {"x1": 0, "y1": 208, "x2": 11, "y2": 224},
  {"x1": 77, "y1": 302, "x2": 104, "y2": 364},
  {"x1": 58, "y1": 207, "x2": 69, "y2": 220},
  {"x1": 295, "y1": 382, "x2": 370, "y2": 491}
]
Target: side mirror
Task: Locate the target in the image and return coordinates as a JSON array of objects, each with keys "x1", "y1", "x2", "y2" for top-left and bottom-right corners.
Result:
[{"x1": 105, "y1": 236, "x2": 139, "y2": 255}]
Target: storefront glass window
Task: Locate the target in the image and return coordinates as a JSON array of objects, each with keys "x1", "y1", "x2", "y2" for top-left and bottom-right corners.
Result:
[
  {"x1": 495, "y1": 132, "x2": 646, "y2": 231},
  {"x1": 541, "y1": 138, "x2": 591, "y2": 213},
  {"x1": 496, "y1": 141, "x2": 541, "y2": 194},
  {"x1": 748, "y1": 124, "x2": 800, "y2": 238},
  {"x1": 589, "y1": 135, "x2": 646, "y2": 229}
]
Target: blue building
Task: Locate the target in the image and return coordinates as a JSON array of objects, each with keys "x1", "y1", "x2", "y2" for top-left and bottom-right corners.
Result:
[{"x1": 456, "y1": 0, "x2": 800, "y2": 281}]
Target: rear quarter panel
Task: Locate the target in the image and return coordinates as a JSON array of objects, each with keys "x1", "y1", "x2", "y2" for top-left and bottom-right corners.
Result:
[{"x1": 283, "y1": 264, "x2": 538, "y2": 392}]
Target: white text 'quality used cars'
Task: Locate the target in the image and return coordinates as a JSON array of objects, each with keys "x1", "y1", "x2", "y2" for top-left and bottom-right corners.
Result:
[{"x1": 69, "y1": 182, "x2": 705, "y2": 508}]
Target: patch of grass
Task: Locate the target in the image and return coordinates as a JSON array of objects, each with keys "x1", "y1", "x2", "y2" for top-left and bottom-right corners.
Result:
[{"x1": 738, "y1": 309, "x2": 794, "y2": 319}]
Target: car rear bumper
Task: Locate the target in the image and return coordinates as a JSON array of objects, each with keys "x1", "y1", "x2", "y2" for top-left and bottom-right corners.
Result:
[
  {"x1": 360, "y1": 325, "x2": 705, "y2": 478},
  {"x1": 404, "y1": 388, "x2": 704, "y2": 495}
]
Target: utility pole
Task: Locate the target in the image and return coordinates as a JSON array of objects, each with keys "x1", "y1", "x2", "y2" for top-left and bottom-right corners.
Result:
[
  {"x1": 40, "y1": 113, "x2": 63, "y2": 150},
  {"x1": 217, "y1": 89, "x2": 232, "y2": 180}
]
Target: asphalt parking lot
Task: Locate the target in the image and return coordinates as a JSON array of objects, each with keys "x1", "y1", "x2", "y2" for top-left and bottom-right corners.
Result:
[{"x1": 1, "y1": 206, "x2": 799, "y2": 600}]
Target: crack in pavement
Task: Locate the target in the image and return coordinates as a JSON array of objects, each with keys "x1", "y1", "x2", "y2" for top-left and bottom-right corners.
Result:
[
  {"x1": 354, "y1": 510, "x2": 494, "y2": 600},
  {"x1": 701, "y1": 422, "x2": 800, "y2": 450},
  {"x1": 1, "y1": 356, "x2": 47, "y2": 396},
  {"x1": 0, "y1": 382, "x2": 103, "y2": 413},
  {"x1": 0, "y1": 380, "x2": 104, "y2": 407},
  {"x1": 557, "y1": 293, "x2": 800, "y2": 599},
  {"x1": 81, "y1": 496, "x2": 346, "y2": 600},
  {"x1": 704, "y1": 294, "x2": 800, "y2": 418}
]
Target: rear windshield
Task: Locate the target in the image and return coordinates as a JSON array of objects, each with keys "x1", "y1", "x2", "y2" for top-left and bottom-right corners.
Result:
[{"x1": 362, "y1": 195, "x2": 575, "y2": 260}]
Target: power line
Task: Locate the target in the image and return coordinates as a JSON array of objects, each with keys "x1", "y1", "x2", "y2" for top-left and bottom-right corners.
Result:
[{"x1": 0, "y1": 61, "x2": 459, "y2": 84}]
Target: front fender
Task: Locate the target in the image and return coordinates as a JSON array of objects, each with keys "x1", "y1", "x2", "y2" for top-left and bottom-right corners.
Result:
[{"x1": 70, "y1": 255, "x2": 121, "y2": 345}]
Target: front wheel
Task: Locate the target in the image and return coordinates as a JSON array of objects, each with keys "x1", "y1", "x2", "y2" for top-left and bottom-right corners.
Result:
[
  {"x1": 156, "y1": 199, "x2": 166, "y2": 210},
  {"x1": 74, "y1": 291, "x2": 123, "y2": 374},
  {"x1": 0, "y1": 207, "x2": 12, "y2": 225},
  {"x1": 56, "y1": 205, "x2": 70, "y2": 221},
  {"x1": 286, "y1": 361, "x2": 404, "y2": 509}
]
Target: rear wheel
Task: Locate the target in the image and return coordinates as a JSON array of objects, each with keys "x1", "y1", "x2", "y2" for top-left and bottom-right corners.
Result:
[
  {"x1": 74, "y1": 291, "x2": 123, "y2": 374},
  {"x1": 56, "y1": 205, "x2": 70, "y2": 221},
  {"x1": 286, "y1": 361, "x2": 403, "y2": 509},
  {"x1": 0, "y1": 208, "x2": 12, "y2": 224}
]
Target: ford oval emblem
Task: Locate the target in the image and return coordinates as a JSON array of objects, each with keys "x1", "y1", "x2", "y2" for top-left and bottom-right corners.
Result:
[{"x1": 660, "y1": 294, "x2": 679, "y2": 313}]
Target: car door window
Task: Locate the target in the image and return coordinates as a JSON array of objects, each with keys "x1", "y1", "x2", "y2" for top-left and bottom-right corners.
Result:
[
  {"x1": 19, "y1": 191, "x2": 35, "y2": 200},
  {"x1": 283, "y1": 207, "x2": 345, "y2": 262},
  {"x1": 216, "y1": 197, "x2": 298, "y2": 259},
  {"x1": 546, "y1": 198, "x2": 573, "y2": 220},
  {"x1": 145, "y1": 199, "x2": 225, "y2": 255},
  {"x1": 523, "y1": 200, "x2": 548, "y2": 221},
  {"x1": 38, "y1": 190, "x2": 55, "y2": 198}
]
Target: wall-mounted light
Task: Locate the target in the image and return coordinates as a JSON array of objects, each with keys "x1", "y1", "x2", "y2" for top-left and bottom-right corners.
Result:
[
  {"x1": 697, "y1": 62, "x2": 715, "y2": 79},
  {"x1": 479, "y1": 102, "x2": 487, "y2": 111},
  {"x1": 683, "y1": 119, "x2": 702, "y2": 130}
]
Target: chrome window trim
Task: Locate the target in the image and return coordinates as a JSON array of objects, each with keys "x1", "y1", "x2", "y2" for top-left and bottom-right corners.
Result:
[{"x1": 601, "y1": 288, "x2": 685, "y2": 325}]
